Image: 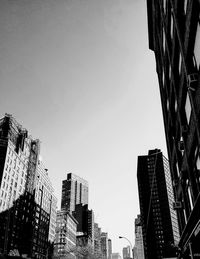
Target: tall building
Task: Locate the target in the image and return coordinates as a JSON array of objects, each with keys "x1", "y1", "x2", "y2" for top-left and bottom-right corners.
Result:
[
  {"x1": 0, "y1": 114, "x2": 57, "y2": 258},
  {"x1": 137, "y1": 149, "x2": 179, "y2": 258},
  {"x1": 94, "y1": 223, "x2": 102, "y2": 258},
  {"x1": 108, "y1": 239, "x2": 112, "y2": 259},
  {"x1": 122, "y1": 246, "x2": 131, "y2": 259},
  {"x1": 61, "y1": 173, "x2": 88, "y2": 213},
  {"x1": 133, "y1": 215, "x2": 144, "y2": 259},
  {"x1": 101, "y1": 232, "x2": 108, "y2": 259},
  {"x1": 146, "y1": 1, "x2": 200, "y2": 257}
]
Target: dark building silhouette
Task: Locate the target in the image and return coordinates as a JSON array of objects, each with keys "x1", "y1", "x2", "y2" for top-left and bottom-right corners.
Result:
[
  {"x1": 146, "y1": 1, "x2": 200, "y2": 257},
  {"x1": 72, "y1": 204, "x2": 94, "y2": 247},
  {"x1": 137, "y1": 149, "x2": 179, "y2": 259}
]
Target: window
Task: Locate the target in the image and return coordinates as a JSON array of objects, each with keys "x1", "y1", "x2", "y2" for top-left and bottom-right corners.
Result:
[
  {"x1": 185, "y1": 92, "x2": 192, "y2": 124},
  {"x1": 171, "y1": 14, "x2": 174, "y2": 39},
  {"x1": 194, "y1": 19, "x2": 200, "y2": 69},
  {"x1": 179, "y1": 53, "x2": 182, "y2": 74},
  {"x1": 184, "y1": 0, "x2": 188, "y2": 14}
]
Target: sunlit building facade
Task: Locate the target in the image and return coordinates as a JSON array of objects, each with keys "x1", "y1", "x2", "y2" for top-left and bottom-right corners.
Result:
[
  {"x1": 146, "y1": 1, "x2": 200, "y2": 257},
  {"x1": 0, "y1": 114, "x2": 57, "y2": 258}
]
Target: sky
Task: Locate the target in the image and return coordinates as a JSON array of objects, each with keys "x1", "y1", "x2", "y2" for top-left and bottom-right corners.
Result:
[{"x1": 0, "y1": 0, "x2": 167, "y2": 255}]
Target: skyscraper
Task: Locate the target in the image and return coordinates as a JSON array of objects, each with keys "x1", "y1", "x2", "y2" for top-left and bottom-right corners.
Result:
[
  {"x1": 146, "y1": 1, "x2": 200, "y2": 257},
  {"x1": 137, "y1": 149, "x2": 179, "y2": 258},
  {"x1": 61, "y1": 173, "x2": 88, "y2": 213}
]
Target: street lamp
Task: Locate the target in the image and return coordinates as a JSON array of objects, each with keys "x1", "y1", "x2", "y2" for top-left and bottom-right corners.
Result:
[{"x1": 119, "y1": 236, "x2": 133, "y2": 259}]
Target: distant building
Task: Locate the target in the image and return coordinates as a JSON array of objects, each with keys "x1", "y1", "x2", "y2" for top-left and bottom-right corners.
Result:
[
  {"x1": 137, "y1": 149, "x2": 179, "y2": 258},
  {"x1": 133, "y1": 215, "x2": 144, "y2": 259},
  {"x1": 94, "y1": 223, "x2": 102, "y2": 258},
  {"x1": 146, "y1": 0, "x2": 200, "y2": 257},
  {"x1": 101, "y1": 232, "x2": 108, "y2": 259},
  {"x1": 0, "y1": 114, "x2": 57, "y2": 258},
  {"x1": 112, "y1": 253, "x2": 121, "y2": 259},
  {"x1": 61, "y1": 173, "x2": 88, "y2": 213},
  {"x1": 54, "y1": 210, "x2": 77, "y2": 258},
  {"x1": 108, "y1": 239, "x2": 112, "y2": 259},
  {"x1": 122, "y1": 246, "x2": 131, "y2": 259},
  {"x1": 72, "y1": 203, "x2": 94, "y2": 248}
]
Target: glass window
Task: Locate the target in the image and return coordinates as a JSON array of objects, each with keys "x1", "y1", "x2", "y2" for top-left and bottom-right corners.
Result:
[
  {"x1": 185, "y1": 92, "x2": 191, "y2": 124},
  {"x1": 171, "y1": 14, "x2": 174, "y2": 39},
  {"x1": 184, "y1": 0, "x2": 188, "y2": 14},
  {"x1": 179, "y1": 53, "x2": 182, "y2": 74},
  {"x1": 194, "y1": 21, "x2": 200, "y2": 69}
]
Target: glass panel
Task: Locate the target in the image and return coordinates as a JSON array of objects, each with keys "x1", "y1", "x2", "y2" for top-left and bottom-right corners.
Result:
[
  {"x1": 185, "y1": 93, "x2": 191, "y2": 124},
  {"x1": 194, "y1": 22, "x2": 200, "y2": 69}
]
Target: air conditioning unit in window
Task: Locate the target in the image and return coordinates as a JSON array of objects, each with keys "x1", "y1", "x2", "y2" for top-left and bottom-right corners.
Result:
[
  {"x1": 178, "y1": 140, "x2": 184, "y2": 151},
  {"x1": 187, "y1": 73, "x2": 198, "y2": 91},
  {"x1": 173, "y1": 201, "x2": 182, "y2": 210}
]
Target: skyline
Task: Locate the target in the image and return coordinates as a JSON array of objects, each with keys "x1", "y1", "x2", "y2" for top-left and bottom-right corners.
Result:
[{"x1": 0, "y1": 0, "x2": 167, "y2": 254}]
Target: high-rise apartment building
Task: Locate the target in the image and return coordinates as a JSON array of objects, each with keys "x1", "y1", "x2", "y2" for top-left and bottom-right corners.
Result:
[
  {"x1": 133, "y1": 215, "x2": 144, "y2": 259},
  {"x1": 146, "y1": 1, "x2": 200, "y2": 257},
  {"x1": 61, "y1": 173, "x2": 88, "y2": 213},
  {"x1": 137, "y1": 149, "x2": 179, "y2": 258},
  {"x1": 0, "y1": 114, "x2": 57, "y2": 258}
]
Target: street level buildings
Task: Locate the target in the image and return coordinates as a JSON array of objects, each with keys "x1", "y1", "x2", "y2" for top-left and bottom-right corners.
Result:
[
  {"x1": 146, "y1": 1, "x2": 200, "y2": 258},
  {"x1": 137, "y1": 149, "x2": 179, "y2": 258}
]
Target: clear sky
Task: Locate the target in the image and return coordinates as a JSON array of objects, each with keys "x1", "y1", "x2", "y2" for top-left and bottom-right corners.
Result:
[{"x1": 0, "y1": 0, "x2": 167, "y2": 255}]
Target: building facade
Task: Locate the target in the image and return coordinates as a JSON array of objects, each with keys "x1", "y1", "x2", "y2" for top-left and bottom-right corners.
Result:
[
  {"x1": 133, "y1": 215, "x2": 144, "y2": 259},
  {"x1": 94, "y1": 223, "x2": 102, "y2": 258},
  {"x1": 137, "y1": 149, "x2": 179, "y2": 258},
  {"x1": 0, "y1": 114, "x2": 57, "y2": 258},
  {"x1": 101, "y1": 232, "x2": 108, "y2": 259},
  {"x1": 122, "y1": 246, "x2": 131, "y2": 259},
  {"x1": 111, "y1": 253, "x2": 121, "y2": 259},
  {"x1": 61, "y1": 173, "x2": 88, "y2": 214},
  {"x1": 108, "y1": 239, "x2": 112, "y2": 259},
  {"x1": 54, "y1": 210, "x2": 77, "y2": 258},
  {"x1": 72, "y1": 203, "x2": 94, "y2": 248},
  {"x1": 146, "y1": 1, "x2": 200, "y2": 258}
]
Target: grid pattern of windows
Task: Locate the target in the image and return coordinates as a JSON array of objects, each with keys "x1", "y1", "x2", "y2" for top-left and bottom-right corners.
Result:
[{"x1": 147, "y1": 0, "x2": 200, "y2": 257}]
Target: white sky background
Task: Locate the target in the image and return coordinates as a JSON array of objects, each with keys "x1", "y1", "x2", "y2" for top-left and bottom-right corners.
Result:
[{"x1": 0, "y1": 0, "x2": 167, "y2": 255}]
